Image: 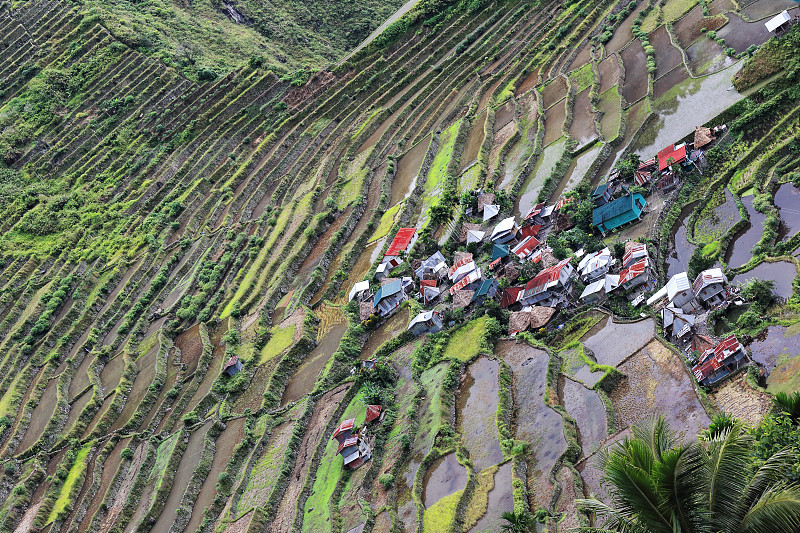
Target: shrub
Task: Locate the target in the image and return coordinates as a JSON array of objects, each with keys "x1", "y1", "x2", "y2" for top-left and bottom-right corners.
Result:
[{"x1": 378, "y1": 473, "x2": 395, "y2": 489}]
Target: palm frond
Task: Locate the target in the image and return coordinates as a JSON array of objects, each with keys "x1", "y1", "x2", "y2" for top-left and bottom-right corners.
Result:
[
  {"x1": 655, "y1": 444, "x2": 711, "y2": 533},
  {"x1": 575, "y1": 498, "x2": 653, "y2": 533},
  {"x1": 706, "y1": 425, "x2": 755, "y2": 533},
  {"x1": 738, "y1": 484, "x2": 800, "y2": 533},
  {"x1": 737, "y1": 447, "x2": 798, "y2": 519}
]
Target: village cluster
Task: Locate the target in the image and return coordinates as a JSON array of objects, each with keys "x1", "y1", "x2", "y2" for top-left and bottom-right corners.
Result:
[{"x1": 335, "y1": 126, "x2": 751, "y2": 468}]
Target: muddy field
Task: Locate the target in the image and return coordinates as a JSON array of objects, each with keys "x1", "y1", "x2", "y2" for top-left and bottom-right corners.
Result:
[{"x1": 620, "y1": 41, "x2": 648, "y2": 103}]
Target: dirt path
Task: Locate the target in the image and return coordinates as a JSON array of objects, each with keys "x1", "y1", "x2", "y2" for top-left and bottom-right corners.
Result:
[
  {"x1": 268, "y1": 383, "x2": 351, "y2": 532},
  {"x1": 338, "y1": 0, "x2": 421, "y2": 65}
]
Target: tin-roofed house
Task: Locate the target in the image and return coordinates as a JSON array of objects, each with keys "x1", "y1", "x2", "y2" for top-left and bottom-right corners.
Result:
[
  {"x1": 381, "y1": 228, "x2": 418, "y2": 268},
  {"x1": 577, "y1": 247, "x2": 614, "y2": 283},
  {"x1": 622, "y1": 242, "x2": 650, "y2": 269},
  {"x1": 348, "y1": 280, "x2": 370, "y2": 302},
  {"x1": 692, "y1": 335, "x2": 749, "y2": 386},
  {"x1": 693, "y1": 268, "x2": 728, "y2": 307},
  {"x1": 373, "y1": 279, "x2": 407, "y2": 317},
  {"x1": 521, "y1": 258, "x2": 574, "y2": 307},
  {"x1": 332, "y1": 418, "x2": 372, "y2": 470},
  {"x1": 223, "y1": 354, "x2": 242, "y2": 377},
  {"x1": 408, "y1": 310, "x2": 443, "y2": 336},
  {"x1": 490, "y1": 216, "x2": 520, "y2": 244},
  {"x1": 415, "y1": 251, "x2": 448, "y2": 280},
  {"x1": 648, "y1": 272, "x2": 700, "y2": 313},
  {"x1": 592, "y1": 193, "x2": 646, "y2": 236},
  {"x1": 591, "y1": 183, "x2": 613, "y2": 206},
  {"x1": 661, "y1": 304, "x2": 696, "y2": 349},
  {"x1": 471, "y1": 278, "x2": 499, "y2": 307},
  {"x1": 579, "y1": 274, "x2": 619, "y2": 305},
  {"x1": 619, "y1": 257, "x2": 653, "y2": 294}
]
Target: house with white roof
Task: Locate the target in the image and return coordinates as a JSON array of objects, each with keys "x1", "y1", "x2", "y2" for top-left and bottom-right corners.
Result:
[
  {"x1": 408, "y1": 310, "x2": 443, "y2": 335},
  {"x1": 622, "y1": 242, "x2": 649, "y2": 269},
  {"x1": 579, "y1": 274, "x2": 619, "y2": 304},
  {"x1": 348, "y1": 280, "x2": 370, "y2": 302},
  {"x1": 765, "y1": 10, "x2": 791, "y2": 33},
  {"x1": 693, "y1": 268, "x2": 728, "y2": 307},
  {"x1": 577, "y1": 247, "x2": 614, "y2": 283},
  {"x1": 490, "y1": 217, "x2": 520, "y2": 244},
  {"x1": 415, "y1": 251, "x2": 448, "y2": 280},
  {"x1": 647, "y1": 272, "x2": 699, "y2": 313}
]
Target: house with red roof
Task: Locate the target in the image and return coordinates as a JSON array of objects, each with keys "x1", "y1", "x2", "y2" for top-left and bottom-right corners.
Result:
[
  {"x1": 658, "y1": 143, "x2": 687, "y2": 172},
  {"x1": 692, "y1": 335, "x2": 748, "y2": 386},
  {"x1": 501, "y1": 286, "x2": 525, "y2": 309},
  {"x1": 381, "y1": 228, "x2": 418, "y2": 269},
  {"x1": 619, "y1": 257, "x2": 652, "y2": 292},
  {"x1": 521, "y1": 258, "x2": 574, "y2": 307}
]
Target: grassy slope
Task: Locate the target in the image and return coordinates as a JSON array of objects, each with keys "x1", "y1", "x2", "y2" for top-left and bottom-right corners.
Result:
[{"x1": 85, "y1": 0, "x2": 406, "y2": 78}]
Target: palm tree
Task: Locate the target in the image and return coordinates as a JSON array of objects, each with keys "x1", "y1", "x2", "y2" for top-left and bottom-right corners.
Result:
[
  {"x1": 575, "y1": 416, "x2": 800, "y2": 533},
  {"x1": 500, "y1": 510, "x2": 536, "y2": 532},
  {"x1": 774, "y1": 391, "x2": 800, "y2": 422}
]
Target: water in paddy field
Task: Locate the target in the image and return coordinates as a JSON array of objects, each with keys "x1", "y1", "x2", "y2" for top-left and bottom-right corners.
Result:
[
  {"x1": 514, "y1": 137, "x2": 567, "y2": 217},
  {"x1": 456, "y1": 357, "x2": 503, "y2": 471},
  {"x1": 550, "y1": 143, "x2": 602, "y2": 202},
  {"x1": 580, "y1": 316, "x2": 655, "y2": 367},
  {"x1": 774, "y1": 182, "x2": 800, "y2": 241},
  {"x1": 733, "y1": 261, "x2": 797, "y2": 300},
  {"x1": 666, "y1": 202, "x2": 699, "y2": 277},
  {"x1": 748, "y1": 325, "x2": 800, "y2": 393},
  {"x1": 391, "y1": 135, "x2": 430, "y2": 207},
  {"x1": 634, "y1": 63, "x2": 745, "y2": 159},
  {"x1": 725, "y1": 194, "x2": 767, "y2": 268},
  {"x1": 422, "y1": 452, "x2": 467, "y2": 507}
]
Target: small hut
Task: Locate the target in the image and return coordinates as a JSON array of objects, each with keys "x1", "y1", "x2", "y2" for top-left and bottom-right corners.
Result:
[{"x1": 693, "y1": 126, "x2": 716, "y2": 149}]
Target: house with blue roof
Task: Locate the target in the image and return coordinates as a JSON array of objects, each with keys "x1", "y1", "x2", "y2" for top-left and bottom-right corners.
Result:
[
  {"x1": 373, "y1": 279, "x2": 406, "y2": 317},
  {"x1": 592, "y1": 193, "x2": 646, "y2": 236},
  {"x1": 591, "y1": 183, "x2": 613, "y2": 206}
]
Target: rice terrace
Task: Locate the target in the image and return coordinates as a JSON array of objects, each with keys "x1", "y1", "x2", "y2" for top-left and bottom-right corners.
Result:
[{"x1": 0, "y1": 0, "x2": 800, "y2": 530}]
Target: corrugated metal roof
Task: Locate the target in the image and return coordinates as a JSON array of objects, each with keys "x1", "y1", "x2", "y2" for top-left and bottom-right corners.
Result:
[
  {"x1": 223, "y1": 354, "x2": 239, "y2": 371},
  {"x1": 619, "y1": 257, "x2": 648, "y2": 285},
  {"x1": 666, "y1": 272, "x2": 691, "y2": 301},
  {"x1": 491, "y1": 217, "x2": 517, "y2": 240},
  {"x1": 374, "y1": 279, "x2": 402, "y2": 307},
  {"x1": 658, "y1": 145, "x2": 687, "y2": 171},
  {"x1": 693, "y1": 268, "x2": 727, "y2": 294},
  {"x1": 501, "y1": 287, "x2": 524, "y2": 308},
  {"x1": 366, "y1": 405, "x2": 382, "y2": 423},
  {"x1": 766, "y1": 10, "x2": 791, "y2": 31},
  {"x1": 580, "y1": 278, "x2": 606, "y2": 299},
  {"x1": 492, "y1": 245, "x2": 510, "y2": 262},
  {"x1": 525, "y1": 258, "x2": 571, "y2": 296},
  {"x1": 449, "y1": 254, "x2": 474, "y2": 277},
  {"x1": 623, "y1": 242, "x2": 648, "y2": 268},
  {"x1": 592, "y1": 194, "x2": 645, "y2": 226},
  {"x1": 332, "y1": 418, "x2": 355, "y2": 440},
  {"x1": 385, "y1": 228, "x2": 417, "y2": 256}
]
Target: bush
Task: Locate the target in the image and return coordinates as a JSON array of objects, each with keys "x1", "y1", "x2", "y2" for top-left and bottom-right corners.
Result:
[
  {"x1": 378, "y1": 473, "x2": 395, "y2": 489},
  {"x1": 121, "y1": 447, "x2": 134, "y2": 460}
]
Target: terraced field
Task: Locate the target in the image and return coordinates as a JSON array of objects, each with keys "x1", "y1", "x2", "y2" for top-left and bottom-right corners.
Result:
[{"x1": 0, "y1": 0, "x2": 798, "y2": 530}]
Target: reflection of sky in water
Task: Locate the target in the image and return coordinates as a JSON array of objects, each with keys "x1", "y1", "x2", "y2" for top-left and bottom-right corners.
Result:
[{"x1": 634, "y1": 62, "x2": 744, "y2": 158}]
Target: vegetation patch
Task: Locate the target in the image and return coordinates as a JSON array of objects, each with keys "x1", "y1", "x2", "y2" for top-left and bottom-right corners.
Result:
[
  {"x1": 462, "y1": 464, "x2": 498, "y2": 529},
  {"x1": 258, "y1": 324, "x2": 297, "y2": 365},
  {"x1": 47, "y1": 441, "x2": 93, "y2": 522},
  {"x1": 369, "y1": 202, "x2": 403, "y2": 243},
  {"x1": 422, "y1": 488, "x2": 462, "y2": 533},
  {"x1": 442, "y1": 315, "x2": 487, "y2": 362}
]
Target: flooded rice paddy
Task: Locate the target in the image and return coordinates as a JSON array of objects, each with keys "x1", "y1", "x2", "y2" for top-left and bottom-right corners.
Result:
[
  {"x1": 748, "y1": 325, "x2": 800, "y2": 393},
  {"x1": 581, "y1": 316, "x2": 655, "y2": 367},
  {"x1": 651, "y1": 26, "x2": 684, "y2": 78},
  {"x1": 666, "y1": 202, "x2": 698, "y2": 277},
  {"x1": 695, "y1": 188, "x2": 740, "y2": 243},
  {"x1": 459, "y1": 111, "x2": 486, "y2": 172},
  {"x1": 606, "y1": 0, "x2": 649, "y2": 54},
  {"x1": 542, "y1": 99, "x2": 567, "y2": 146},
  {"x1": 561, "y1": 377, "x2": 607, "y2": 453},
  {"x1": 551, "y1": 143, "x2": 602, "y2": 202},
  {"x1": 635, "y1": 63, "x2": 744, "y2": 159},
  {"x1": 774, "y1": 182, "x2": 800, "y2": 241},
  {"x1": 725, "y1": 194, "x2": 766, "y2": 268},
  {"x1": 741, "y1": 0, "x2": 798, "y2": 20},
  {"x1": 515, "y1": 138, "x2": 566, "y2": 217},
  {"x1": 470, "y1": 462, "x2": 514, "y2": 532},
  {"x1": 569, "y1": 88, "x2": 598, "y2": 149},
  {"x1": 422, "y1": 452, "x2": 467, "y2": 507},
  {"x1": 391, "y1": 135, "x2": 430, "y2": 207},
  {"x1": 597, "y1": 56, "x2": 620, "y2": 94},
  {"x1": 496, "y1": 340, "x2": 565, "y2": 508},
  {"x1": 541, "y1": 77, "x2": 567, "y2": 109},
  {"x1": 733, "y1": 260, "x2": 797, "y2": 299},
  {"x1": 620, "y1": 41, "x2": 648, "y2": 103},
  {"x1": 654, "y1": 65, "x2": 690, "y2": 100},
  {"x1": 456, "y1": 357, "x2": 503, "y2": 471}
]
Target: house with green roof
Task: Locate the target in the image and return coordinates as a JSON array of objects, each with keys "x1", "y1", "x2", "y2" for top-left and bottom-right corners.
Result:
[{"x1": 592, "y1": 193, "x2": 646, "y2": 235}]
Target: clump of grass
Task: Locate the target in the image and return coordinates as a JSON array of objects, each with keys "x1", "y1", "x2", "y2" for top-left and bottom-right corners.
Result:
[{"x1": 258, "y1": 324, "x2": 296, "y2": 365}]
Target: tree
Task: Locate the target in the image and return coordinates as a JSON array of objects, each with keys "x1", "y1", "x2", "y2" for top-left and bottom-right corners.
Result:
[
  {"x1": 740, "y1": 278, "x2": 776, "y2": 310},
  {"x1": 774, "y1": 391, "x2": 800, "y2": 422},
  {"x1": 501, "y1": 510, "x2": 536, "y2": 532},
  {"x1": 576, "y1": 416, "x2": 800, "y2": 533}
]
